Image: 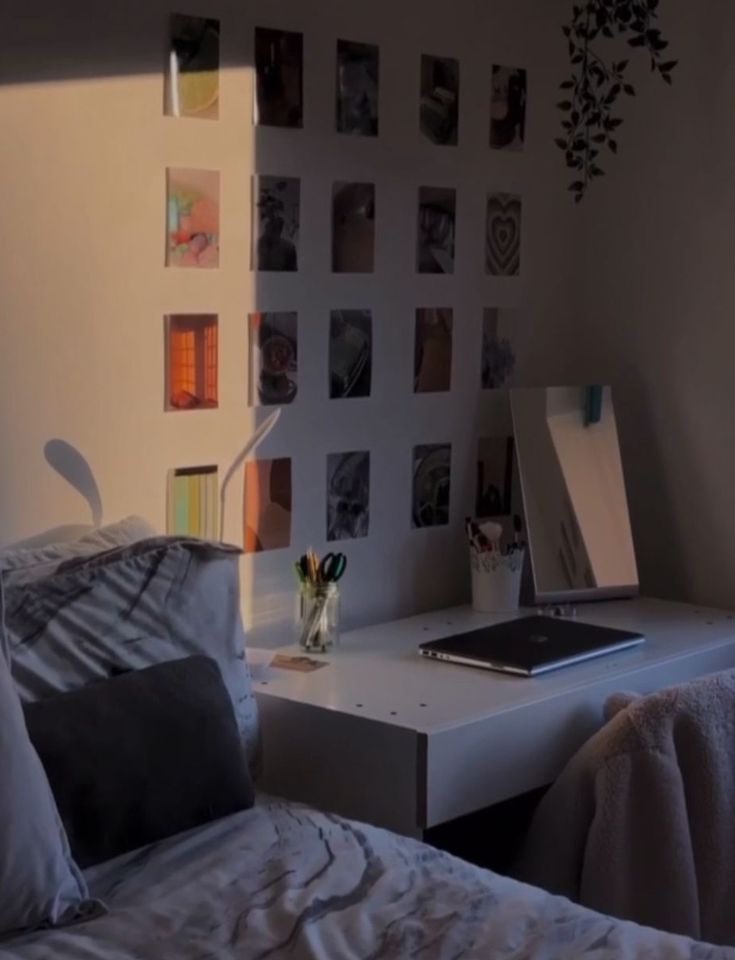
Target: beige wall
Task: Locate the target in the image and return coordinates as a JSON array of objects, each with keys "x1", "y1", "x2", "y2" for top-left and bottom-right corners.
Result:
[
  {"x1": 572, "y1": 0, "x2": 735, "y2": 608},
  {"x1": 1, "y1": 0, "x2": 577, "y2": 643}
]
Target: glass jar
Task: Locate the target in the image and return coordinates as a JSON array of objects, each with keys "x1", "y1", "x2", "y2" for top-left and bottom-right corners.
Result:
[{"x1": 298, "y1": 581, "x2": 340, "y2": 652}]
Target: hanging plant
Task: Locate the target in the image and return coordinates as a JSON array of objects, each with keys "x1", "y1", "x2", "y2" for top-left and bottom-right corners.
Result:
[{"x1": 557, "y1": 0, "x2": 677, "y2": 202}]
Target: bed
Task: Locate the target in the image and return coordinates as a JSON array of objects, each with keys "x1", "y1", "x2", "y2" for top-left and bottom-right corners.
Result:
[
  {"x1": 1, "y1": 523, "x2": 733, "y2": 959},
  {"x1": 3, "y1": 796, "x2": 732, "y2": 960}
]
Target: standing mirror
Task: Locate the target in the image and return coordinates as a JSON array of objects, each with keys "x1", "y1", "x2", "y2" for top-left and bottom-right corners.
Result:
[{"x1": 510, "y1": 386, "x2": 638, "y2": 604}]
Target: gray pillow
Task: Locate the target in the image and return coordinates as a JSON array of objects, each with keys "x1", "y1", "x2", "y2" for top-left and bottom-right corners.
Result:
[
  {"x1": 24, "y1": 656, "x2": 255, "y2": 868},
  {"x1": 2, "y1": 536, "x2": 260, "y2": 772},
  {"x1": 0, "y1": 626, "x2": 99, "y2": 937}
]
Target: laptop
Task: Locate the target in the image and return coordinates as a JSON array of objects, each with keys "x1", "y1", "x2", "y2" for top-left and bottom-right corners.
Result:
[{"x1": 418, "y1": 615, "x2": 645, "y2": 677}]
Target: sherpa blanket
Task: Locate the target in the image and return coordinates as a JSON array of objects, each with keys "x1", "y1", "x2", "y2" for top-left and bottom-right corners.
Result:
[{"x1": 515, "y1": 670, "x2": 735, "y2": 946}]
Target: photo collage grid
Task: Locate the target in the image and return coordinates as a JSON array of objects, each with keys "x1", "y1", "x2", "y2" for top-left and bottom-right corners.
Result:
[{"x1": 163, "y1": 15, "x2": 526, "y2": 550}]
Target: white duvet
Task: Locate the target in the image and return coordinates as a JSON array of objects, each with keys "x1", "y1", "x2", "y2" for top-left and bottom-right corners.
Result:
[{"x1": 3, "y1": 798, "x2": 732, "y2": 960}]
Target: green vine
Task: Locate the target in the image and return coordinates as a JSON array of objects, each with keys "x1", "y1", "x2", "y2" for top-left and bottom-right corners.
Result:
[{"x1": 557, "y1": 0, "x2": 677, "y2": 202}]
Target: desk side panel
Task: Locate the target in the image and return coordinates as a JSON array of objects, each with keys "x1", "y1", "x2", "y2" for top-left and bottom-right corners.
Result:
[{"x1": 257, "y1": 695, "x2": 421, "y2": 838}]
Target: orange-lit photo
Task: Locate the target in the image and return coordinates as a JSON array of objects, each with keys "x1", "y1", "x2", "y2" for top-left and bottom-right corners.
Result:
[
  {"x1": 164, "y1": 314, "x2": 218, "y2": 411},
  {"x1": 244, "y1": 458, "x2": 292, "y2": 553}
]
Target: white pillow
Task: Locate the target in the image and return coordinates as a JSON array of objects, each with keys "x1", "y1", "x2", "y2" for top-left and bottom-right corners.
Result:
[
  {"x1": 0, "y1": 633, "x2": 100, "y2": 935},
  {"x1": 3, "y1": 536, "x2": 260, "y2": 773},
  {"x1": 0, "y1": 516, "x2": 157, "y2": 586}
]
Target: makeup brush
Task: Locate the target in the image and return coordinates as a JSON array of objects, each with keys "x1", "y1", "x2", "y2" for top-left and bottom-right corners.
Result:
[{"x1": 478, "y1": 520, "x2": 503, "y2": 553}]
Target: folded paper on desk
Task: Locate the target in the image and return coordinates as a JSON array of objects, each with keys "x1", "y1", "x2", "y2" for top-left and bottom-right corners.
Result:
[{"x1": 271, "y1": 654, "x2": 329, "y2": 672}]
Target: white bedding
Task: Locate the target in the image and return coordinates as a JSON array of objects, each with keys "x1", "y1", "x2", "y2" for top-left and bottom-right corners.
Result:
[{"x1": 3, "y1": 797, "x2": 733, "y2": 960}]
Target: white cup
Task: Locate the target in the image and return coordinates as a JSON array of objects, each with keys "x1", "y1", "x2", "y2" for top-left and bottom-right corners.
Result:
[{"x1": 470, "y1": 548, "x2": 524, "y2": 613}]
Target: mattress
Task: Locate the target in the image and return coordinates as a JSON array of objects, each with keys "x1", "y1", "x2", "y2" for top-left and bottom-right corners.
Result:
[{"x1": 2, "y1": 797, "x2": 731, "y2": 959}]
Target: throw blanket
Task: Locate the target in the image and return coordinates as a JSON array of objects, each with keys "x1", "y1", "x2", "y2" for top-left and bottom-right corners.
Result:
[{"x1": 514, "y1": 670, "x2": 735, "y2": 945}]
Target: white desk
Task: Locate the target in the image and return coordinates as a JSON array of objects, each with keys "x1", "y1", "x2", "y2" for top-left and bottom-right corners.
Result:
[{"x1": 254, "y1": 598, "x2": 735, "y2": 838}]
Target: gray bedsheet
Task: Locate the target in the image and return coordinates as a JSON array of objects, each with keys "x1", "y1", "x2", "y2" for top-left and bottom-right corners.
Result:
[{"x1": 3, "y1": 798, "x2": 733, "y2": 959}]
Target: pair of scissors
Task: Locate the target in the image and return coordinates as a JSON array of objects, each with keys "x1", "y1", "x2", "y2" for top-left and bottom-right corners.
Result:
[{"x1": 318, "y1": 552, "x2": 347, "y2": 584}]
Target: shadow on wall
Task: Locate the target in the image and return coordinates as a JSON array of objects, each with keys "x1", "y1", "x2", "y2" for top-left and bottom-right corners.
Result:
[
  {"x1": 0, "y1": 1, "x2": 253, "y2": 86},
  {"x1": 11, "y1": 413, "x2": 281, "y2": 550},
  {"x1": 6, "y1": 440, "x2": 102, "y2": 549},
  {"x1": 44, "y1": 440, "x2": 103, "y2": 526}
]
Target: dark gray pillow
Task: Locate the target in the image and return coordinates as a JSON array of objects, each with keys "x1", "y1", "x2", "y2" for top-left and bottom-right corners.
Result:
[{"x1": 24, "y1": 655, "x2": 255, "y2": 868}]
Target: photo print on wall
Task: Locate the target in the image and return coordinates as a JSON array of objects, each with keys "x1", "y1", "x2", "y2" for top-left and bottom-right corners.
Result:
[
  {"x1": 249, "y1": 312, "x2": 298, "y2": 406},
  {"x1": 165, "y1": 314, "x2": 218, "y2": 411},
  {"x1": 490, "y1": 65, "x2": 527, "y2": 150},
  {"x1": 412, "y1": 443, "x2": 452, "y2": 528},
  {"x1": 420, "y1": 54, "x2": 459, "y2": 145},
  {"x1": 244, "y1": 458, "x2": 292, "y2": 553},
  {"x1": 165, "y1": 14, "x2": 220, "y2": 120},
  {"x1": 166, "y1": 168, "x2": 219, "y2": 268},
  {"x1": 253, "y1": 175, "x2": 300, "y2": 271},
  {"x1": 332, "y1": 182, "x2": 375, "y2": 273},
  {"x1": 327, "y1": 451, "x2": 370, "y2": 541},
  {"x1": 254, "y1": 27, "x2": 303, "y2": 128},
  {"x1": 486, "y1": 193, "x2": 521, "y2": 276},
  {"x1": 329, "y1": 310, "x2": 372, "y2": 399},
  {"x1": 417, "y1": 187, "x2": 455, "y2": 274},
  {"x1": 481, "y1": 308, "x2": 516, "y2": 389},
  {"x1": 476, "y1": 436, "x2": 514, "y2": 518},
  {"x1": 336, "y1": 40, "x2": 379, "y2": 136},
  {"x1": 167, "y1": 465, "x2": 218, "y2": 538},
  {"x1": 414, "y1": 308, "x2": 453, "y2": 393}
]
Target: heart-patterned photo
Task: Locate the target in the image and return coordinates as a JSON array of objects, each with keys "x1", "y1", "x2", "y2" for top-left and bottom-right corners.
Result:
[{"x1": 486, "y1": 193, "x2": 522, "y2": 276}]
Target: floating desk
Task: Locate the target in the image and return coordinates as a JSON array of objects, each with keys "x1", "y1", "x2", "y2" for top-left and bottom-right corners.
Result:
[{"x1": 254, "y1": 598, "x2": 735, "y2": 838}]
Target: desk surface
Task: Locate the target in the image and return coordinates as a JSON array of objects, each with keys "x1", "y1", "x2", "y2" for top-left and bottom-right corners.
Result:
[
  {"x1": 253, "y1": 598, "x2": 735, "y2": 734},
  {"x1": 253, "y1": 597, "x2": 735, "y2": 832}
]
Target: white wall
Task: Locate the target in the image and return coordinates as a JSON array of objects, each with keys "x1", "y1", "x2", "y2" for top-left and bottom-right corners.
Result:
[
  {"x1": 0, "y1": 0, "x2": 576, "y2": 644},
  {"x1": 571, "y1": 0, "x2": 735, "y2": 608}
]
